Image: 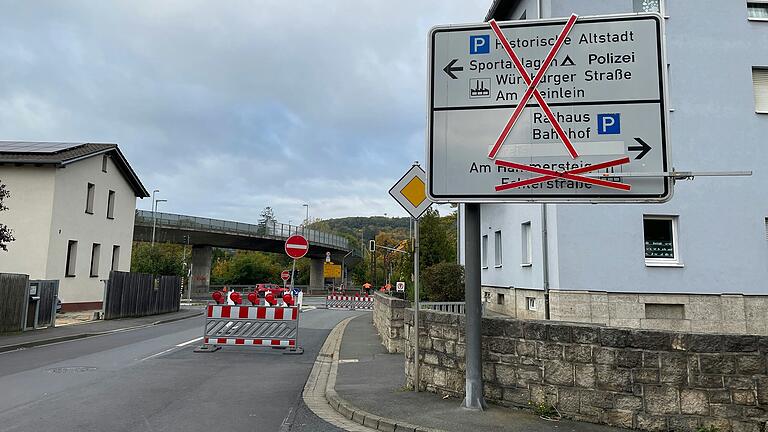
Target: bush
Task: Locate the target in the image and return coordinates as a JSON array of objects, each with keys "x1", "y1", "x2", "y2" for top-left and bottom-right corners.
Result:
[{"x1": 421, "y1": 262, "x2": 464, "y2": 302}]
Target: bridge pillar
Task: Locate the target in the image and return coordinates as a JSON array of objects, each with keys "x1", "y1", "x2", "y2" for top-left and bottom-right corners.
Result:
[
  {"x1": 190, "y1": 245, "x2": 213, "y2": 298},
  {"x1": 309, "y1": 258, "x2": 324, "y2": 293}
]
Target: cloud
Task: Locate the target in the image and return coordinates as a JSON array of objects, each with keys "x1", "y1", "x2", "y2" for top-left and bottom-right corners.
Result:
[{"x1": 0, "y1": 0, "x2": 487, "y2": 223}]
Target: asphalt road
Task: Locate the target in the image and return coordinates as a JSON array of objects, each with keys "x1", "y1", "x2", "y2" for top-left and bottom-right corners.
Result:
[{"x1": 0, "y1": 298, "x2": 362, "y2": 432}]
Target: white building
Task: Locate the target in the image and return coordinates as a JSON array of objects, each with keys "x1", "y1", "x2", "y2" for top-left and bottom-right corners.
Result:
[
  {"x1": 459, "y1": 0, "x2": 768, "y2": 334},
  {"x1": 0, "y1": 142, "x2": 149, "y2": 311}
]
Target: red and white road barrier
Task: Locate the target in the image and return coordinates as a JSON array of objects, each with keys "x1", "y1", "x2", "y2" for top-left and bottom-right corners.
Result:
[
  {"x1": 195, "y1": 303, "x2": 302, "y2": 354},
  {"x1": 326, "y1": 295, "x2": 374, "y2": 310}
]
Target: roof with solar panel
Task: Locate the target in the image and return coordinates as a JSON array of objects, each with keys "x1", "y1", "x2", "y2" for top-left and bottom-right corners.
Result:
[{"x1": 0, "y1": 141, "x2": 149, "y2": 197}]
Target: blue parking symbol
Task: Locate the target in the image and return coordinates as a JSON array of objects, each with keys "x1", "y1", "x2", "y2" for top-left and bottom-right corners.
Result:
[
  {"x1": 597, "y1": 113, "x2": 621, "y2": 135},
  {"x1": 469, "y1": 35, "x2": 490, "y2": 54}
]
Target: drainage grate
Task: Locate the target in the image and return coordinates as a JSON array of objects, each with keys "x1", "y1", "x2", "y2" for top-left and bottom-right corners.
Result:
[{"x1": 47, "y1": 366, "x2": 98, "y2": 374}]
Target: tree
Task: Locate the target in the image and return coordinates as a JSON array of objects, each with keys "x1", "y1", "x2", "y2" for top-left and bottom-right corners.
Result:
[
  {"x1": 131, "y1": 242, "x2": 186, "y2": 276},
  {"x1": 0, "y1": 181, "x2": 15, "y2": 252},
  {"x1": 419, "y1": 208, "x2": 455, "y2": 268},
  {"x1": 421, "y1": 262, "x2": 464, "y2": 302},
  {"x1": 258, "y1": 206, "x2": 276, "y2": 234}
]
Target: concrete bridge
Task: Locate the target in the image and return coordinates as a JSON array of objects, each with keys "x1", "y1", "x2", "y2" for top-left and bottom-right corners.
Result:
[{"x1": 133, "y1": 210, "x2": 357, "y2": 295}]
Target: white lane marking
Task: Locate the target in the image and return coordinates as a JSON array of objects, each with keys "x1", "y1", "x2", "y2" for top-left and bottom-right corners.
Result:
[
  {"x1": 138, "y1": 346, "x2": 178, "y2": 362},
  {"x1": 338, "y1": 359, "x2": 358, "y2": 364},
  {"x1": 176, "y1": 337, "x2": 202, "y2": 347}
]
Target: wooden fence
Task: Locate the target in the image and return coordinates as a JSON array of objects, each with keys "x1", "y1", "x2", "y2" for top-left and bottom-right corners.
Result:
[
  {"x1": 104, "y1": 271, "x2": 181, "y2": 320},
  {"x1": 0, "y1": 273, "x2": 29, "y2": 333}
]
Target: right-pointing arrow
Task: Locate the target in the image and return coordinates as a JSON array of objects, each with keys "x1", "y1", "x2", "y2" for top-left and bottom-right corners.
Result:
[{"x1": 628, "y1": 137, "x2": 652, "y2": 160}]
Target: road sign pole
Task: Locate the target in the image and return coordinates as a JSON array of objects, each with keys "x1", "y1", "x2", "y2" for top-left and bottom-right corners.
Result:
[
  {"x1": 289, "y1": 259, "x2": 296, "y2": 293},
  {"x1": 463, "y1": 203, "x2": 486, "y2": 410},
  {"x1": 413, "y1": 217, "x2": 420, "y2": 393}
]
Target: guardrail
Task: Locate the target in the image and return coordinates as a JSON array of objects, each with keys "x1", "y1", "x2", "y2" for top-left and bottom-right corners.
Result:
[
  {"x1": 420, "y1": 301, "x2": 485, "y2": 316},
  {"x1": 135, "y1": 210, "x2": 350, "y2": 250}
]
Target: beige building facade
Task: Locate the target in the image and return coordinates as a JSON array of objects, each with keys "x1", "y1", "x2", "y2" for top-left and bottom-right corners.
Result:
[{"x1": 0, "y1": 142, "x2": 148, "y2": 310}]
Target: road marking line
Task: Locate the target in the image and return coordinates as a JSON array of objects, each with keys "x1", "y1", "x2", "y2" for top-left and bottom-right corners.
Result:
[
  {"x1": 176, "y1": 337, "x2": 202, "y2": 347},
  {"x1": 139, "y1": 346, "x2": 178, "y2": 362},
  {"x1": 338, "y1": 359, "x2": 358, "y2": 364}
]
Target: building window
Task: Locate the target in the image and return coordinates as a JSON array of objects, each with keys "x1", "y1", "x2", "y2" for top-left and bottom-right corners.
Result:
[
  {"x1": 102, "y1": 154, "x2": 108, "y2": 173},
  {"x1": 497, "y1": 293, "x2": 505, "y2": 305},
  {"x1": 521, "y1": 222, "x2": 532, "y2": 266},
  {"x1": 111, "y1": 245, "x2": 120, "y2": 271},
  {"x1": 643, "y1": 216, "x2": 680, "y2": 265},
  {"x1": 765, "y1": 217, "x2": 768, "y2": 240},
  {"x1": 748, "y1": 2, "x2": 768, "y2": 19},
  {"x1": 526, "y1": 297, "x2": 537, "y2": 311},
  {"x1": 494, "y1": 230, "x2": 503, "y2": 267},
  {"x1": 753, "y1": 68, "x2": 768, "y2": 113},
  {"x1": 482, "y1": 234, "x2": 489, "y2": 268},
  {"x1": 65, "y1": 240, "x2": 78, "y2": 277},
  {"x1": 85, "y1": 183, "x2": 95, "y2": 214},
  {"x1": 633, "y1": 0, "x2": 662, "y2": 13},
  {"x1": 107, "y1": 190, "x2": 116, "y2": 219},
  {"x1": 90, "y1": 243, "x2": 101, "y2": 277}
]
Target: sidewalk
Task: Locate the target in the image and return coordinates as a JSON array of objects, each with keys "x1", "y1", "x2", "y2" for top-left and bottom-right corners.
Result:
[
  {"x1": 0, "y1": 307, "x2": 202, "y2": 353},
  {"x1": 332, "y1": 314, "x2": 628, "y2": 432}
]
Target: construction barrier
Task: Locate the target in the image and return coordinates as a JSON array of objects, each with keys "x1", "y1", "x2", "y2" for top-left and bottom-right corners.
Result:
[
  {"x1": 194, "y1": 303, "x2": 303, "y2": 354},
  {"x1": 325, "y1": 294, "x2": 374, "y2": 310}
]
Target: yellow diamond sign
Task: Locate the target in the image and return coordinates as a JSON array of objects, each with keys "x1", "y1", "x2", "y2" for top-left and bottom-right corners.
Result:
[
  {"x1": 389, "y1": 164, "x2": 432, "y2": 219},
  {"x1": 401, "y1": 176, "x2": 426, "y2": 208}
]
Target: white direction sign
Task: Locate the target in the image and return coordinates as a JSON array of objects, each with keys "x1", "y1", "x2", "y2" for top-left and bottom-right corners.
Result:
[
  {"x1": 427, "y1": 14, "x2": 671, "y2": 203},
  {"x1": 389, "y1": 164, "x2": 433, "y2": 219}
]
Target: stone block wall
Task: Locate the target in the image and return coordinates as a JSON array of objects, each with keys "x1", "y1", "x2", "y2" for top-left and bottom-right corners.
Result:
[
  {"x1": 372, "y1": 292, "x2": 409, "y2": 353},
  {"x1": 481, "y1": 287, "x2": 768, "y2": 335},
  {"x1": 404, "y1": 309, "x2": 768, "y2": 432}
]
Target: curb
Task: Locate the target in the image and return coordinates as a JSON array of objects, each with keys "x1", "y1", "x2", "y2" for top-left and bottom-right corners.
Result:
[
  {"x1": 0, "y1": 310, "x2": 202, "y2": 353},
  {"x1": 322, "y1": 318, "x2": 446, "y2": 432}
]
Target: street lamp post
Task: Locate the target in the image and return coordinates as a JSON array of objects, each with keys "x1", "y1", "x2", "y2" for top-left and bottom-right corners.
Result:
[
  {"x1": 151, "y1": 190, "x2": 159, "y2": 247},
  {"x1": 151, "y1": 198, "x2": 167, "y2": 247}
]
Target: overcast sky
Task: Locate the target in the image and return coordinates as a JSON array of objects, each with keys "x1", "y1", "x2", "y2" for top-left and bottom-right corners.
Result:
[{"x1": 0, "y1": 0, "x2": 488, "y2": 224}]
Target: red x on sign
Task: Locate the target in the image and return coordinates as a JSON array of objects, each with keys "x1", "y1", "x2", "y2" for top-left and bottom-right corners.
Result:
[
  {"x1": 495, "y1": 157, "x2": 632, "y2": 192},
  {"x1": 487, "y1": 15, "x2": 631, "y2": 193},
  {"x1": 487, "y1": 15, "x2": 579, "y2": 160}
]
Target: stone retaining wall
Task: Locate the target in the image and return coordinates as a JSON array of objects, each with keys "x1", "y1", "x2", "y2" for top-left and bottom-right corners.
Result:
[
  {"x1": 404, "y1": 309, "x2": 768, "y2": 432},
  {"x1": 372, "y1": 292, "x2": 409, "y2": 353}
]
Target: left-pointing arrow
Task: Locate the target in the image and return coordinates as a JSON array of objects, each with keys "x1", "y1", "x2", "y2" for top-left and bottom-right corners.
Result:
[
  {"x1": 628, "y1": 137, "x2": 652, "y2": 160},
  {"x1": 443, "y1": 59, "x2": 463, "y2": 79}
]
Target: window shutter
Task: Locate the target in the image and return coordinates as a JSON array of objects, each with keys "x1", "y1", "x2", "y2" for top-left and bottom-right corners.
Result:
[{"x1": 753, "y1": 68, "x2": 768, "y2": 113}]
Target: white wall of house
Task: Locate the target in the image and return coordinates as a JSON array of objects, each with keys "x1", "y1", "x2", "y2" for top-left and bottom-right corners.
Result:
[
  {"x1": 46, "y1": 155, "x2": 137, "y2": 304},
  {"x1": 476, "y1": 0, "x2": 768, "y2": 297},
  {"x1": 1, "y1": 153, "x2": 138, "y2": 305},
  {"x1": 0, "y1": 166, "x2": 56, "y2": 277}
]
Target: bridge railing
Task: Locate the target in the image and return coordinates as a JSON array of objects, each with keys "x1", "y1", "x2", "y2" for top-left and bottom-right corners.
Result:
[{"x1": 135, "y1": 210, "x2": 349, "y2": 250}]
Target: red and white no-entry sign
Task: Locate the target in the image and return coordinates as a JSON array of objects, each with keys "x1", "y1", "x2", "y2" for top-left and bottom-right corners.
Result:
[
  {"x1": 281, "y1": 270, "x2": 291, "y2": 281},
  {"x1": 285, "y1": 235, "x2": 309, "y2": 259}
]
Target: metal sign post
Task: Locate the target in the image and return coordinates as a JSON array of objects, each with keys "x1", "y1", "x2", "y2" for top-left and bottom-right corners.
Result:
[
  {"x1": 285, "y1": 235, "x2": 309, "y2": 295},
  {"x1": 389, "y1": 162, "x2": 432, "y2": 393}
]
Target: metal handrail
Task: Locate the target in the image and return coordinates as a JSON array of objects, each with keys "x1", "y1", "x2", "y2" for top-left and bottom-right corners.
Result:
[
  {"x1": 420, "y1": 301, "x2": 486, "y2": 315},
  {"x1": 135, "y1": 210, "x2": 350, "y2": 250}
]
